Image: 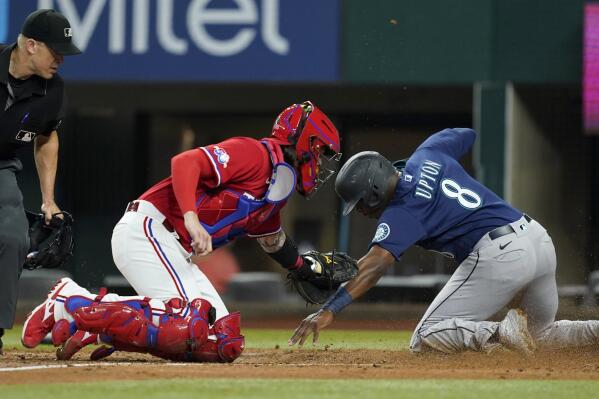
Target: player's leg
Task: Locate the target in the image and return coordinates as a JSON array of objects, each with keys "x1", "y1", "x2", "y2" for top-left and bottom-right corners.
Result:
[
  {"x1": 112, "y1": 212, "x2": 200, "y2": 303},
  {"x1": 188, "y1": 265, "x2": 228, "y2": 320},
  {"x1": 23, "y1": 276, "x2": 167, "y2": 350},
  {"x1": 521, "y1": 224, "x2": 599, "y2": 349},
  {"x1": 54, "y1": 290, "x2": 169, "y2": 360},
  {"x1": 0, "y1": 169, "x2": 29, "y2": 348},
  {"x1": 410, "y1": 226, "x2": 537, "y2": 353},
  {"x1": 22, "y1": 277, "x2": 92, "y2": 347},
  {"x1": 112, "y1": 207, "x2": 229, "y2": 320},
  {"x1": 518, "y1": 222, "x2": 558, "y2": 336}
]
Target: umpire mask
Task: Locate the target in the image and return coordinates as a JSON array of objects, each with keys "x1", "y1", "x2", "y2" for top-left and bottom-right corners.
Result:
[{"x1": 335, "y1": 151, "x2": 398, "y2": 216}]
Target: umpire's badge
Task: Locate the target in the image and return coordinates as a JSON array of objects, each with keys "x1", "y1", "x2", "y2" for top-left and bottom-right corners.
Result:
[
  {"x1": 15, "y1": 130, "x2": 37, "y2": 142},
  {"x1": 373, "y1": 223, "x2": 390, "y2": 242}
]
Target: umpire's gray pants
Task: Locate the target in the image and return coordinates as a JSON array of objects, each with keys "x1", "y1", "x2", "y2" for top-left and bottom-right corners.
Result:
[
  {"x1": 0, "y1": 167, "x2": 29, "y2": 329},
  {"x1": 410, "y1": 216, "x2": 599, "y2": 353}
]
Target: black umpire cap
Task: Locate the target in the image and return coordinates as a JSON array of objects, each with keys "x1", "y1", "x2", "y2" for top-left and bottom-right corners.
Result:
[
  {"x1": 21, "y1": 9, "x2": 82, "y2": 56},
  {"x1": 335, "y1": 151, "x2": 398, "y2": 216}
]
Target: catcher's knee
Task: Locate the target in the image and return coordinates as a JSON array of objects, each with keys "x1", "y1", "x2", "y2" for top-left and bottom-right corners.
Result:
[
  {"x1": 213, "y1": 312, "x2": 244, "y2": 362},
  {"x1": 217, "y1": 335, "x2": 245, "y2": 362},
  {"x1": 191, "y1": 312, "x2": 245, "y2": 363}
]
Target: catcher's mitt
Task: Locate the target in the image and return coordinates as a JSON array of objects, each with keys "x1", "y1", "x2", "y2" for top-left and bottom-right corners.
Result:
[
  {"x1": 289, "y1": 250, "x2": 358, "y2": 305},
  {"x1": 24, "y1": 211, "x2": 74, "y2": 270}
]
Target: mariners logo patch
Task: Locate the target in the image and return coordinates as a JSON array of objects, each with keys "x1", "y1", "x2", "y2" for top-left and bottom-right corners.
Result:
[
  {"x1": 373, "y1": 223, "x2": 390, "y2": 242},
  {"x1": 213, "y1": 146, "x2": 230, "y2": 168}
]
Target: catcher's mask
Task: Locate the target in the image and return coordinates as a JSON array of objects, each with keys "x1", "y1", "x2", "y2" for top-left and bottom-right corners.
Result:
[
  {"x1": 335, "y1": 151, "x2": 398, "y2": 216},
  {"x1": 270, "y1": 101, "x2": 341, "y2": 197}
]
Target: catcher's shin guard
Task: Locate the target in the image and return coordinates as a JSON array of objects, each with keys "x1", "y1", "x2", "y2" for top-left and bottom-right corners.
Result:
[
  {"x1": 69, "y1": 302, "x2": 150, "y2": 348},
  {"x1": 154, "y1": 314, "x2": 209, "y2": 355},
  {"x1": 191, "y1": 312, "x2": 245, "y2": 362}
]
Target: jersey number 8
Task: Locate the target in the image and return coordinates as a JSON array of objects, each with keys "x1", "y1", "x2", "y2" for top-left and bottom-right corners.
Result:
[{"x1": 441, "y1": 179, "x2": 482, "y2": 209}]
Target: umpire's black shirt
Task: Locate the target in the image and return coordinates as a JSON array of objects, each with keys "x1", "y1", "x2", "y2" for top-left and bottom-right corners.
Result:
[{"x1": 0, "y1": 43, "x2": 65, "y2": 164}]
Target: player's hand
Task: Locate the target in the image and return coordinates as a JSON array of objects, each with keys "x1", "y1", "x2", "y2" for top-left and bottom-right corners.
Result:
[
  {"x1": 183, "y1": 211, "x2": 212, "y2": 256},
  {"x1": 41, "y1": 202, "x2": 62, "y2": 224},
  {"x1": 288, "y1": 309, "x2": 334, "y2": 347}
]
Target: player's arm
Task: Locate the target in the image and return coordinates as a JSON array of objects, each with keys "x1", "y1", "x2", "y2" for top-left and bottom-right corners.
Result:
[
  {"x1": 343, "y1": 245, "x2": 396, "y2": 300},
  {"x1": 418, "y1": 127, "x2": 476, "y2": 160},
  {"x1": 171, "y1": 149, "x2": 212, "y2": 256},
  {"x1": 257, "y1": 230, "x2": 315, "y2": 278},
  {"x1": 34, "y1": 131, "x2": 62, "y2": 223},
  {"x1": 288, "y1": 245, "x2": 395, "y2": 346}
]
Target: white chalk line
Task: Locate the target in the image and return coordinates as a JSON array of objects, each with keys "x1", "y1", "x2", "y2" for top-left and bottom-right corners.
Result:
[
  {"x1": 1, "y1": 362, "x2": 376, "y2": 372},
  {"x1": 0, "y1": 362, "x2": 133, "y2": 372}
]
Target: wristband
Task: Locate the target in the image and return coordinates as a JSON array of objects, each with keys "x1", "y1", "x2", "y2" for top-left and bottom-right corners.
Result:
[
  {"x1": 266, "y1": 236, "x2": 302, "y2": 270},
  {"x1": 322, "y1": 286, "x2": 353, "y2": 314}
]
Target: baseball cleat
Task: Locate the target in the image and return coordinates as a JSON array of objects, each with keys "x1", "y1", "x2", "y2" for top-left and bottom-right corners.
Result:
[
  {"x1": 21, "y1": 278, "x2": 73, "y2": 348},
  {"x1": 497, "y1": 308, "x2": 536, "y2": 355}
]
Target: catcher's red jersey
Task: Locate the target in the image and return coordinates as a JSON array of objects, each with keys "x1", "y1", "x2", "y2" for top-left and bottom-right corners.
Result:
[{"x1": 140, "y1": 137, "x2": 282, "y2": 252}]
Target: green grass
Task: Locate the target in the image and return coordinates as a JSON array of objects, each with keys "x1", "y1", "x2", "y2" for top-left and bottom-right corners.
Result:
[
  {"x1": 244, "y1": 328, "x2": 411, "y2": 350},
  {"x1": 3, "y1": 325, "x2": 412, "y2": 351},
  {"x1": 3, "y1": 325, "x2": 55, "y2": 352},
  {"x1": 3, "y1": 379, "x2": 599, "y2": 399}
]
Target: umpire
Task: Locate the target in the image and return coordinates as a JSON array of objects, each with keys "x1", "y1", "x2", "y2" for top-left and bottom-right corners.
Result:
[{"x1": 0, "y1": 9, "x2": 81, "y2": 354}]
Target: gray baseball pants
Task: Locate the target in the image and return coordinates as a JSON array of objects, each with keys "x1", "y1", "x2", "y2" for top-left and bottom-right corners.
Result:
[
  {"x1": 410, "y1": 215, "x2": 599, "y2": 353},
  {"x1": 0, "y1": 164, "x2": 30, "y2": 329}
]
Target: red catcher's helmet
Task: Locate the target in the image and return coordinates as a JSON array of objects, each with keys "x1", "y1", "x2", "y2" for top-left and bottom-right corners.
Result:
[{"x1": 271, "y1": 101, "x2": 341, "y2": 197}]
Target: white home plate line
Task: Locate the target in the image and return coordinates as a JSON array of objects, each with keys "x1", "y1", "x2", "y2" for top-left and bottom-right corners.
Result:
[
  {"x1": 1, "y1": 362, "x2": 377, "y2": 372},
  {"x1": 0, "y1": 362, "x2": 133, "y2": 372}
]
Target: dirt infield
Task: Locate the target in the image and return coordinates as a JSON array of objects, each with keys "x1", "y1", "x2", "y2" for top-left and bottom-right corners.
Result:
[{"x1": 3, "y1": 346, "x2": 599, "y2": 384}]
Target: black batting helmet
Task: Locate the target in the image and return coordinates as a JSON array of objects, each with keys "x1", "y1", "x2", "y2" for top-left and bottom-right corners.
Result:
[{"x1": 335, "y1": 151, "x2": 398, "y2": 216}]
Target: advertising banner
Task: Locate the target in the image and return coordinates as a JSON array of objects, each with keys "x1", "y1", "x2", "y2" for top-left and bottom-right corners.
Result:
[{"x1": 1, "y1": 0, "x2": 339, "y2": 82}]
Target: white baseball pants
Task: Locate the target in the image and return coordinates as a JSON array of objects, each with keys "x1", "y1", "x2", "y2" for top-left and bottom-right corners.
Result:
[
  {"x1": 111, "y1": 200, "x2": 229, "y2": 319},
  {"x1": 410, "y1": 216, "x2": 599, "y2": 353}
]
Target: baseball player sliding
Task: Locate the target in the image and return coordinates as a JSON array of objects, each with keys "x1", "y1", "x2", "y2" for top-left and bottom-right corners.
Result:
[
  {"x1": 111, "y1": 101, "x2": 341, "y2": 320},
  {"x1": 290, "y1": 128, "x2": 599, "y2": 354},
  {"x1": 22, "y1": 278, "x2": 242, "y2": 362}
]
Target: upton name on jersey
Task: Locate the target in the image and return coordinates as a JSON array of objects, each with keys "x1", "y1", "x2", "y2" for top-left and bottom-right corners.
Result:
[{"x1": 414, "y1": 160, "x2": 443, "y2": 200}]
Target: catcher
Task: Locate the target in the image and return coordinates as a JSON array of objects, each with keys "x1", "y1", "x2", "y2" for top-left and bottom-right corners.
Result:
[
  {"x1": 22, "y1": 278, "x2": 244, "y2": 362},
  {"x1": 110, "y1": 101, "x2": 343, "y2": 319}
]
